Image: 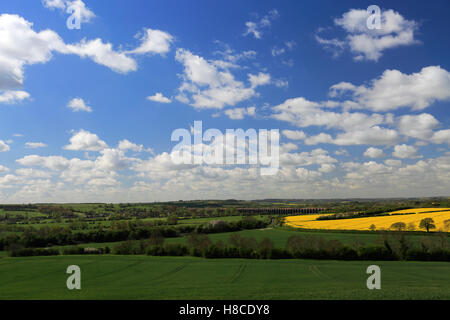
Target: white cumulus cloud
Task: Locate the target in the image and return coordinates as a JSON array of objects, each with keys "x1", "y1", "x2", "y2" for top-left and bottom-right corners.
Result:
[
  {"x1": 330, "y1": 66, "x2": 450, "y2": 111},
  {"x1": 364, "y1": 147, "x2": 385, "y2": 158},
  {"x1": 67, "y1": 98, "x2": 92, "y2": 112},
  {"x1": 317, "y1": 8, "x2": 419, "y2": 61},
  {"x1": 25, "y1": 142, "x2": 48, "y2": 149},
  {"x1": 392, "y1": 144, "x2": 420, "y2": 159},
  {"x1": 0, "y1": 140, "x2": 10, "y2": 152},
  {"x1": 64, "y1": 129, "x2": 108, "y2": 151},
  {"x1": 128, "y1": 28, "x2": 174, "y2": 55},
  {"x1": 147, "y1": 93, "x2": 171, "y2": 103}
]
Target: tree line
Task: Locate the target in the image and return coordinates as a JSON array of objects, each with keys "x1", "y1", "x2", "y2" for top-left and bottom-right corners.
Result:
[
  {"x1": 9, "y1": 230, "x2": 449, "y2": 262},
  {"x1": 1, "y1": 217, "x2": 268, "y2": 251}
]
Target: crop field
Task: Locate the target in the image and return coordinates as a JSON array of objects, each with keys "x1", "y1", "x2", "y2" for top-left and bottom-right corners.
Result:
[
  {"x1": 1, "y1": 200, "x2": 449, "y2": 300},
  {"x1": 4, "y1": 227, "x2": 445, "y2": 260},
  {"x1": 390, "y1": 208, "x2": 450, "y2": 214},
  {"x1": 285, "y1": 208, "x2": 450, "y2": 232},
  {"x1": 166, "y1": 227, "x2": 447, "y2": 247},
  {"x1": 0, "y1": 255, "x2": 449, "y2": 300}
]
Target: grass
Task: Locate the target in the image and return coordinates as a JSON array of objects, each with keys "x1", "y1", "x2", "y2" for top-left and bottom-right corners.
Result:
[
  {"x1": 0, "y1": 255, "x2": 448, "y2": 299},
  {"x1": 168, "y1": 227, "x2": 448, "y2": 248},
  {"x1": 9, "y1": 214, "x2": 262, "y2": 230},
  {"x1": 1, "y1": 227, "x2": 447, "y2": 257}
]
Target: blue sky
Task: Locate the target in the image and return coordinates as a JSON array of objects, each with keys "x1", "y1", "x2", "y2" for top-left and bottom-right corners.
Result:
[{"x1": 0, "y1": 0, "x2": 449, "y2": 202}]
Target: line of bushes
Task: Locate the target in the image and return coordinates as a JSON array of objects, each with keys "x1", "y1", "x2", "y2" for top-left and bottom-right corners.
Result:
[
  {"x1": 8, "y1": 247, "x2": 60, "y2": 257},
  {"x1": 111, "y1": 232, "x2": 450, "y2": 262},
  {"x1": 0, "y1": 216, "x2": 269, "y2": 250},
  {"x1": 7, "y1": 226, "x2": 448, "y2": 262},
  {"x1": 62, "y1": 246, "x2": 111, "y2": 255}
]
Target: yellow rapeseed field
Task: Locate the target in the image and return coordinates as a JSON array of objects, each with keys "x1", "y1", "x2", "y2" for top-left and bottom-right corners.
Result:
[
  {"x1": 389, "y1": 208, "x2": 450, "y2": 214},
  {"x1": 285, "y1": 208, "x2": 450, "y2": 232}
]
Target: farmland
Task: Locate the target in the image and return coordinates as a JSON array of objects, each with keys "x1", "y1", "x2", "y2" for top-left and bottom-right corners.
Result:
[
  {"x1": 0, "y1": 255, "x2": 449, "y2": 300},
  {"x1": 0, "y1": 198, "x2": 449, "y2": 300},
  {"x1": 285, "y1": 208, "x2": 450, "y2": 232}
]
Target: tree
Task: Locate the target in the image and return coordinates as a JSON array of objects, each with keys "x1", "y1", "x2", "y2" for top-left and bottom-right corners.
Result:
[
  {"x1": 258, "y1": 238, "x2": 274, "y2": 251},
  {"x1": 419, "y1": 218, "x2": 436, "y2": 233},
  {"x1": 167, "y1": 215, "x2": 178, "y2": 225},
  {"x1": 390, "y1": 222, "x2": 406, "y2": 232},
  {"x1": 147, "y1": 230, "x2": 164, "y2": 246},
  {"x1": 443, "y1": 219, "x2": 450, "y2": 232},
  {"x1": 369, "y1": 224, "x2": 376, "y2": 231},
  {"x1": 187, "y1": 233, "x2": 211, "y2": 251}
]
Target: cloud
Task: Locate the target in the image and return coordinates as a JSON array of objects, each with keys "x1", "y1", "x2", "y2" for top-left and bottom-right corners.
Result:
[
  {"x1": 364, "y1": 147, "x2": 385, "y2": 158},
  {"x1": 430, "y1": 130, "x2": 450, "y2": 145},
  {"x1": 384, "y1": 159, "x2": 402, "y2": 167},
  {"x1": 282, "y1": 130, "x2": 307, "y2": 141},
  {"x1": 15, "y1": 135, "x2": 140, "y2": 189},
  {"x1": 397, "y1": 113, "x2": 439, "y2": 140},
  {"x1": 0, "y1": 14, "x2": 173, "y2": 97},
  {"x1": 175, "y1": 49, "x2": 268, "y2": 109},
  {"x1": 16, "y1": 155, "x2": 70, "y2": 170},
  {"x1": 273, "y1": 79, "x2": 289, "y2": 88},
  {"x1": 290, "y1": 126, "x2": 400, "y2": 147},
  {"x1": 318, "y1": 8, "x2": 419, "y2": 61},
  {"x1": 118, "y1": 139, "x2": 143, "y2": 152},
  {"x1": 304, "y1": 133, "x2": 333, "y2": 145},
  {"x1": 339, "y1": 157, "x2": 450, "y2": 197},
  {"x1": 244, "y1": 9, "x2": 279, "y2": 39},
  {"x1": 318, "y1": 163, "x2": 336, "y2": 173},
  {"x1": 0, "y1": 14, "x2": 65, "y2": 91},
  {"x1": 42, "y1": 0, "x2": 66, "y2": 10},
  {"x1": 295, "y1": 167, "x2": 322, "y2": 180},
  {"x1": 63, "y1": 38, "x2": 137, "y2": 74},
  {"x1": 67, "y1": 97, "x2": 92, "y2": 112},
  {"x1": 16, "y1": 153, "x2": 120, "y2": 187},
  {"x1": 315, "y1": 35, "x2": 346, "y2": 58},
  {"x1": 25, "y1": 142, "x2": 48, "y2": 149},
  {"x1": 0, "y1": 140, "x2": 10, "y2": 152},
  {"x1": 271, "y1": 96, "x2": 403, "y2": 146},
  {"x1": 223, "y1": 106, "x2": 256, "y2": 120},
  {"x1": 272, "y1": 67, "x2": 449, "y2": 148},
  {"x1": 328, "y1": 82, "x2": 357, "y2": 97},
  {"x1": 127, "y1": 28, "x2": 174, "y2": 55},
  {"x1": 271, "y1": 40, "x2": 296, "y2": 57},
  {"x1": 332, "y1": 126, "x2": 400, "y2": 146},
  {"x1": 330, "y1": 66, "x2": 450, "y2": 111},
  {"x1": 64, "y1": 129, "x2": 108, "y2": 151},
  {"x1": 335, "y1": 149, "x2": 349, "y2": 156},
  {"x1": 248, "y1": 72, "x2": 271, "y2": 88},
  {"x1": 95, "y1": 148, "x2": 131, "y2": 171},
  {"x1": 272, "y1": 97, "x2": 385, "y2": 131},
  {"x1": 213, "y1": 42, "x2": 257, "y2": 64},
  {"x1": 6, "y1": 137, "x2": 450, "y2": 202},
  {"x1": 43, "y1": 0, "x2": 95, "y2": 23},
  {"x1": 16, "y1": 168, "x2": 51, "y2": 178},
  {"x1": 271, "y1": 47, "x2": 285, "y2": 56},
  {"x1": 280, "y1": 148, "x2": 337, "y2": 168},
  {"x1": 146, "y1": 93, "x2": 172, "y2": 103},
  {"x1": 392, "y1": 144, "x2": 420, "y2": 159},
  {"x1": 0, "y1": 90, "x2": 30, "y2": 104}
]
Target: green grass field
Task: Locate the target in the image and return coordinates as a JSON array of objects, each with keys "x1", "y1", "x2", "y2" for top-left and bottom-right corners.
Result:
[
  {"x1": 0, "y1": 255, "x2": 449, "y2": 299},
  {"x1": 5, "y1": 214, "x2": 254, "y2": 230},
  {"x1": 167, "y1": 227, "x2": 443, "y2": 247},
  {"x1": 1, "y1": 227, "x2": 444, "y2": 258}
]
